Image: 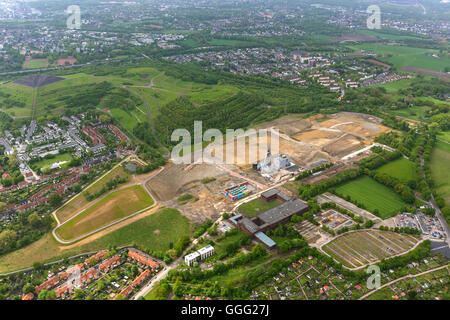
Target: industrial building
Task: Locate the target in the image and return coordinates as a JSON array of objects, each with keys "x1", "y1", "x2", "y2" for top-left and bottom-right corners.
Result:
[{"x1": 230, "y1": 191, "x2": 310, "y2": 248}]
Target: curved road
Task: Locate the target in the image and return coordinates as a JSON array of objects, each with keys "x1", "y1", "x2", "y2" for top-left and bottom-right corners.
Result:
[{"x1": 52, "y1": 157, "x2": 164, "y2": 244}]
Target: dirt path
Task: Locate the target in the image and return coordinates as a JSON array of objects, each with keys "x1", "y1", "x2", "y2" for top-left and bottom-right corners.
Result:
[
  {"x1": 122, "y1": 86, "x2": 170, "y2": 157},
  {"x1": 359, "y1": 264, "x2": 449, "y2": 300},
  {"x1": 53, "y1": 167, "x2": 164, "y2": 245}
]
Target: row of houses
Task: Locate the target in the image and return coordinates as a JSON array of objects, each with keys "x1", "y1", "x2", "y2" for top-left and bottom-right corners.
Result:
[
  {"x1": 8, "y1": 165, "x2": 90, "y2": 213},
  {"x1": 82, "y1": 125, "x2": 106, "y2": 146},
  {"x1": 127, "y1": 250, "x2": 160, "y2": 271}
]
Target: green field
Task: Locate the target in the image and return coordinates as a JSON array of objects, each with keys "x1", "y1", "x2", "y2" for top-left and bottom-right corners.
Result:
[
  {"x1": 0, "y1": 208, "x2": 192, "y2": 273},
  {"x1": 430, "y1": 140, "x2": 450, "y2": 207},
  {"x1": 350, "y1": 43, "x2": 449, "y2": 72},
  {"x1": 32, "y1": 153, "x2": 72, "y2": 171},
  {"x1": 55, "y1": 185, "x2": 155, "y2": 241},
  {"x1": 376, "y1": 158, "x2": 416, "y2": 182},
  {"x1": 25, "y1": 59, "x2": 48, "y2": 69},
  {"x1": 437, "y1": 132, "x2": 450, "y2": 144},
  {"x1": 238, "y1": 198, "x2": 282, "y2": 217},
  {"x1": 357, "y1": 29, "x2": 426, "y2": 41},
  {"x1": 390, "y1": 106, "x2": 431, "y2": 120},
  {"x1": 335, "y1": 176, "x2": 407, "y2": 219},
  {"x1": 0, "y1": 82, "x2": 34, "y2": 117},
  {"x1": 55, "y1": 164, "x2": 129, "y2": 223},
  {"x1": 110, "y1": 108, "x2": 140, "y2": 132}
]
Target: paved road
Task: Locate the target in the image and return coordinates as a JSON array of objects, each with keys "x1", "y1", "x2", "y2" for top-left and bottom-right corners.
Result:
[
  {"x1": 419, "y1": 155, "x2": 450, "y2": 248},
  {"x1": 133, "y1": 217, "x2": 222, "y2": 300},
  {"x1": 430, "y1": 195, "x2": 450, "y2": 248},
  {"x1": 51, "y1": 155, "x2": 134, "y2": 226},
  {"x1": 51, "y1": 156, "x2": 163, "y2": 244}
]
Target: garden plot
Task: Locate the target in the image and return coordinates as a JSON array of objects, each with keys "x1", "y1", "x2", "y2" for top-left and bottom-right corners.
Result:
[{"x1": 322, "y1": 230, "x2": 420, "y2": 269}]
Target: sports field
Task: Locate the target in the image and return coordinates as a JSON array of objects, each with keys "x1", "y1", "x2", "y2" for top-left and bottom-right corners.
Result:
[
  {"x1": 335, "y1": 176, "x2": 407, "y2": 219},
  {"x1": 376, "y1": 158, "x2": 416, "y2": 182},
  {"x1": 25, "y1": 59, "x2": 48, "y2": 69},
  {"x1": 238, "y1": 198, "x2": 282, "y2": 217},
  {"x1": 430, "y1": 141, "x2": 450, "y2": 207},
  {"x1": 322, "y1": 230, "x2": 420, "y2": 268},
  {"x1": 55, "y1": 185, "x2": 154, "y2": 241},
  {"x1": 0, "y1": 208, "x2": 192, "y2": 273},
  {"x1": 55, "y1": 165, "x2": 129, "y2": 223}
]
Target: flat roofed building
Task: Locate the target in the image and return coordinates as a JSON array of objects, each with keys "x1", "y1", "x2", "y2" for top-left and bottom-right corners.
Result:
[
  {"x1": 255, "y1": 232, "x2": 277, "y2": 249},
  {"x1": 184, "y1": 245, "x2": 215, "y2": 266},
  {"x1": 197, "y1": 245, "x2": 215, "y2": 260},
  {"x1": 237, "y1": 199, "x2": 310, "y2": 238},
  {"x1": 185, "y1": 251, "x2": 200, "y2": 266}
]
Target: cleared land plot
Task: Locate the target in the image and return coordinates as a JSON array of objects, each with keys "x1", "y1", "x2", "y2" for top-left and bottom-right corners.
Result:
[
  {"x1": 334, "y1": 176, "x2": 407, "y2": 219},
  {"x1": 376, "y1": 158, "x2": 416, "y2": 182},
  {"x1": 55, "y1": 165, "x2": 129, "y2": 223},
  {"x1": 0, "y1": 208, "x2": 191, "y2": 273},
  {"x1": 430, "y1": 141, "x2": 450, "y2": 206},
  {"x1": 322, "y1": 230, "x2": 419, "y2": 268},
  {"x1": 237, "y1": 198, "x2": 281, "y2": 217},
  {"x1": 55, "y1": 185, "x2": 154, "y2": 241}
]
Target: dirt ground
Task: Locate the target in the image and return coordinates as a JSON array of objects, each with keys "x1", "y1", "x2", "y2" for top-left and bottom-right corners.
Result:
[
  {"x1": 147, "y1": 163, "x2": 251, "y2": 223},
  {"x1": 256, "y1": 112, "x2": 391, "y2": 166},
  {"x1": 145, "y1": 112, "x2": 392, "y2": 224}
]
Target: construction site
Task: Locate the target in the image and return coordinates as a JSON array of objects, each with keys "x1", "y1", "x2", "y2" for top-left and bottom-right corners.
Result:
[{"x1": 145, "y1": 112, "x2": 392, "y2": 224}]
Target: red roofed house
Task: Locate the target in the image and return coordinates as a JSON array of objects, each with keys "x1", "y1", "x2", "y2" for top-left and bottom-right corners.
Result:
[
  {"x1": 22, "y1": 292, "x2": 34, "y2": 300},
  {"x1": 99, "y1": 256, "x2": 120, "y2": 273},
  {"x1": 130, "y1": 269, "x2": 151, "y2": 287},
  {"x1": 35, "y1": 276, "x2": 60, "y2": 294},
  {"x1": 128, "y1": 250, "x2": 159, "y2": 271},
  {"x1": 120, "y1": 285, "x2": 133, "y2": 297},
  {"x1": 85, "y1": 250, "x2": 107, "y2": 265},
  {"x1": 55, "y1": 284, "x2": 73, "y2": 299}
]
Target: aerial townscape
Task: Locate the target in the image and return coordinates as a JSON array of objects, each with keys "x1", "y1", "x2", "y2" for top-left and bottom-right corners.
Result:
[{"x1": 0, "y1": 0, "x2": 448, "y2": 309}]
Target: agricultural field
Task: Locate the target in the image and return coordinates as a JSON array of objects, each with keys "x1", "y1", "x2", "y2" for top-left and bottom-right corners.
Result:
[
  {"x1": 55, "y1": 185, "x2": 155, "y2": 241},
  {"x1": 430, "y1": 140, "x2": 450, "y2": 207},
  {"x1": 0, "y1": 208, "x2": 192, "y2": 273},
  {"x1": 349, "y1": 43, "x2": 450, "y2": 72},
  {"x1": 376, "y1": 158, "x2": 416, "y2": 182},
  {"x1": 334, "y1": 176, "x2": 408, "y2": 219},
  {"x1": 55, "y1": 164, "x2": 129, "y2": 223},
  {"x1": 238, "y1": 198, "x2": 282, "y2": 217},
  {"x1": 322, "y1": 230, "x2": 420, "y2": 269}
]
